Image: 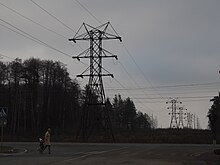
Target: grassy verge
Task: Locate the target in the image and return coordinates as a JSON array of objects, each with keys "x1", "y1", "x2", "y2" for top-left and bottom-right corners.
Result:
[{"x1": 0, "y1": 146, "x2": 14, "y2": 153}]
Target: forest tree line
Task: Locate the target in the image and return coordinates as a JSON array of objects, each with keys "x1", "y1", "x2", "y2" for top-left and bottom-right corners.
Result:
[
  {"x1": 0, "y1": 58, "x2": 157, "y2": 139},
  {"x1": 208, "y1": 92, "x2": 220, "y2": 142}
]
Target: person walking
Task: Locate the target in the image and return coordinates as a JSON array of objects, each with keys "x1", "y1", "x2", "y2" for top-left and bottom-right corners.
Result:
[{"x1": 43, "y1": 128, "x2": 51, "y2": 154}]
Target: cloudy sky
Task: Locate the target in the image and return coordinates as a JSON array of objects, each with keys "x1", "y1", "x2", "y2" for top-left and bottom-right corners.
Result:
[{"x1": 1, "y1": 0, "x2": 220, "y2": 129}]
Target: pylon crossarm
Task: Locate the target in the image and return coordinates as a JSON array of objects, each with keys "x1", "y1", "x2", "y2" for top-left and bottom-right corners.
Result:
[
  {"x1": 102, "y1": 55, "x2": 117, "y2": 59},
  {"x1": 72, "y1": 48, "x2": 90, "y2": 60},
  {"x1": 72, "y1": 56, "x2": 91, "y2": 61},
  {"x1": 69, "y1": 36, "x2": 91, "y2": 42},
  {"x1": 100, "y1": 66, "x2": 114, "y2": 78},
  {"x1": 83, "y1": 22, "x2": 109, "y2": 32},
  {"x1": 73, "y1": 54, "x2": 117, "y2": 60},
  {"x1": 77, "y1": 74, "x2": 113, "y2": 78},
  {"x1": 101, "y1": 32, "x2": 122, "y2": 41},
  {"x1": 102, "y1": 48, "x2": 118, "y2": 59},
  {"x1": 68, "y1": 23, "x2": 89, "y2": 42},
  {"x1": 68, "y1": 23, "x2": 85, "y2": 43},
  {"x1": 82, "y1": 22, "x2": 91, "y2": 35},
  {"x1": 70, "y1": 35, "x2": 121, "y2": 42},
  {"x1": 76, "y1": 66, "x2": 90, "y2": 78},
  {"x1": 109, "y1": 23, "x2": 121, "y2": 37},
  {"x1": 69, "y1": 22, "x2": 122, "y2": 43}
]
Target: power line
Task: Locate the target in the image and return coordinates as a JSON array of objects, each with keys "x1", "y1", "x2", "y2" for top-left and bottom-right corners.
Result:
[
  {"x1": 0, "y1": 21, "x2": 88, "y2": 73},
  {"x1": 29, "y1": 0, "x2": 84, "y2": 52},
  {"x1": 135, "y1": 98, "x2": 210, "y2": 103},
  {"x1": 71, "y1": 0, "x2": 119, "y2": 37},
  {"x1": 131, "y1": 96, "x2": 213, "y2": 100},
  {"x1": 118, "y1": 61, "x2": 140, "y2": 87},
  {"x1": 148, "y1": 82, "x2": 220, "y2": 89},
  {"x1": 0, "y1": 18, "x2": 72, "y2": 58},
  {"x1": 0, "y1": 22, "x2": 89, "y2": 67},
  {"x1": 73, "y1": 0, "x2": 102, "y2": 24},
  {"x1": 120, "y1": 43, "x2": 164, "y2": 96},
  {"x1": 106, "y1": 81, "x2": 220, "y2": 91},
  {"x1": 117, "y1": 58, "x2": 164, "y2": 109},
  {"x1": 0, "y1": 22, "x2": 43, "y2": 45},
  {"x1": 122, "y1": 44, "x2": 152, "y2": 85},
  {"x1": 110, "y1": 77, "x2": 155, "y2": 112},
  {"x1": 0, "y1": 52, "x2": 15, "y2": 60},
  {"x1": 109, "y1": 90, "x2": 220, "y2": 96},
  {"x1": 0, "y1": 1, "x2": 88, "y2": 70},
  {"x1": 30, "y1": 0, "x2": 76, "y2": 33},
  {"x1": 0, "y1": 2, "x2": 67, "y2": 39}
]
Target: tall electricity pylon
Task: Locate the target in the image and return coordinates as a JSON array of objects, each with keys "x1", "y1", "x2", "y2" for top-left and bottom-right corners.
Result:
[
  {"x1": 69, "y1": 22, "x2": 122, "y2": 141},
  {"x1": 166, "y1": 98, "x2": 182, "y2": 128}
]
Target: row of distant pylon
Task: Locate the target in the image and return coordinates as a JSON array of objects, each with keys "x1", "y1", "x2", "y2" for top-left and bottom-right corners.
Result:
[{"x1": 166, "y1": 98, "x2": 200, "y2": 129}]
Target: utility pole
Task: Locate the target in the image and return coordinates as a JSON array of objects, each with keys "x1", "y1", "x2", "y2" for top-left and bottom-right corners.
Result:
[
  {"x1": 166, "y1": 98, "x2": 182, "y2": 129},
  {"x1": 69, "y1": 22, "x2": 122, "y2": 141}
]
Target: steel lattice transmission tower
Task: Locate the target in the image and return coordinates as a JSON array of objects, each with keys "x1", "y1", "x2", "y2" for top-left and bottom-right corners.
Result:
[
  {"x1": 186, "y1": 112, "x2": 193, "y2": 129},
  {"x1": 69, "y1": 22, "x2": 122, "y2": 141},
  {"x1": 178, "y1": 106, "x2": 187, "y2": 129},
  {"x1": 166, "y1": 98, "x2": 182, "y2": 128}
]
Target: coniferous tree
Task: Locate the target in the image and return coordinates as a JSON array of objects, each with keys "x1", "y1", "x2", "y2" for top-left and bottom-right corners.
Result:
[{"x1": 208, "y1": 93, "x2": 220, "y2": 142}]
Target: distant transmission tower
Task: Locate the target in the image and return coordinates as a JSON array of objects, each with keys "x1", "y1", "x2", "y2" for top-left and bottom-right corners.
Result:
[
  {"x1": 69, "y1": 22, "x2": 122, "y2": 141},
  {"x1": 178, "y1": 106, "x2": 187, "y2": 129},
  {"x1": 166, "y1": 98, "x2": 182, "y2": 128},
  {"x1": 193, "y1": 113, "x2": 196, "y2": 129},
  {"x1": 186, "y1": 112, "x2": 193, "y2": 129},
  {"x1": 196, "y1": 116, "x2": 201, "y2": 129}
]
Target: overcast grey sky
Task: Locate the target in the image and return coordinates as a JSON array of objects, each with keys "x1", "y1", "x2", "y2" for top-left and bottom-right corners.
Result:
[{"x1": 1, "y1": 0, "x2": 220, "y2": 129}]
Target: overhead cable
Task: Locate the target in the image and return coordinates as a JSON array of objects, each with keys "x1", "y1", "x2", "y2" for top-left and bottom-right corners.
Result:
[
  {"x1": 0, "y1": 52, "x2": 15, "y2": 60},
  {"x1": 0, "y1": 18, "x2": 71, "y2": 58},
  {"x1": 0, "y1": 2, "x2": 67, "y2": 39},
  {"x1": 30, "y1": 0, "x2": 76, "y2": 33},
  {"x1": 73, "y1": 0, "x2": 102, "y2": 24}
]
